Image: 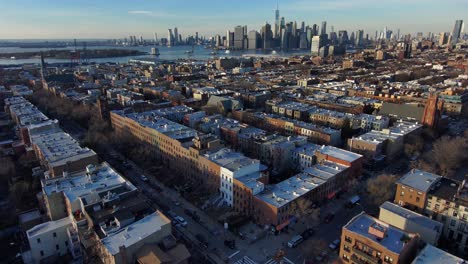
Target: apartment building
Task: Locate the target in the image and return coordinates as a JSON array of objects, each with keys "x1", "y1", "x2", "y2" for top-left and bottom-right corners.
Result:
[
  {"x1": 203, "y1": 148, "x2": 265, "y2": 207},
  {"x1": 31, "y1": 131, "x2": 98, "y2": 178},
  {"x1": 42, "y1": 163, "x2": 137, "y2": 222},
  {"x1": 411, "y1": 244, "x2": 466, "y2": 264},
  {"x1": 379, "y1": 201, "x2": 442, "y2": 245},
  {"x1": 340, "y1": 212, "x2": 419, "y2": 264},
  {"x1": 25, "y1": 216, "x2": 81, "y2": 264},
  {"x1": 394, "y1": 169, "x2": 442, "y2": 212},
  {"x1": 99, "y1": 212, "x2": 172, "y2": 264},
  {"x1": 424, "y1": 178, "x2": 468, "y2": 255},
  {"x1": 348, "y1": 121, "x2": 422, "y2": 162}
]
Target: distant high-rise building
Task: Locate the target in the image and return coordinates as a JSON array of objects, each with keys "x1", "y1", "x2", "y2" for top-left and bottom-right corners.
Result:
[
  {"x1": 321, "y1": 21, "x2": 327, "y2": 35},
  {"x1": 215, "y1": 34, "x2": 222, "y2": 47},
  {"x1": 234, "y1": 25, "x2": 245, "y2": 49},
  {"x1": 154, "y1": 33, "x2": 158, "y2": 44},
  {"x1": 167, "y1": 29, "x2": 173, "y2": 47},
  {"x1": 299, "y1": 32, "x2": 308, "y2": 49},
  {"x1": 261, "y1": 22, "x2": 273, "y2": 49},
  {"x1": 248, "y1": 30, "x2": 260, "y2": 50},
  {"x1": 173, "y1": 27, "x2": 179, "y2": 45},
  {"x1": 226, "y1": 30, "x2": 234, "y2": 48},
  {"x1": 439, "y1": 32, "x2": 449, "y2": 46},
  {"x1": 338, "y1": 30, "x2": 349, "y2": 45},
  {"x1": 312, "y1": 24, "x2": 318, "y2": 36},
  {"x1": 274, "y1": 2, "x2": 280, "y2": 38},
  {"x1": 356, "y1": 30, "x2": 364, "y2": 47},
  {"x1": 451, "y1": 19, "x2": 464, "y2": 46},
  {"x1": 311, "y1": 35, "x2": 323, "y2": 55}
]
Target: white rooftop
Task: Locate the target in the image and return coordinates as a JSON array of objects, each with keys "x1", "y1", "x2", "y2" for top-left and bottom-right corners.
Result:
[
  {"x1": 31, "y1": 131, "x2": 97, "y2": 167},
  {"x1": 397, "y1": 169, "x2": 442, "y2": 192},
  {"x1": 42, "y1": 162, "x2": 136, "y2": 203},
  {"x1": 380, "y1": 202, "x2": 442, "y2": 232},
  {"x1": 257, "y1": 173, "x2": 325, "y2": 208},
  {"x1": 345, "y1": 213, "x2": 416, "y2": 254},
  {"x1": 411, "y1": 244, "x2": 466, "y2": 264},
  {"x1": 27, "y1": 216, "x2": 72, "y2": 238},
  {"x1": 101, "y1": 211, "x2": 170, "y2": 256},
  {"x1": 316, "y1": 145, "x2": 363, "y2": 163}
]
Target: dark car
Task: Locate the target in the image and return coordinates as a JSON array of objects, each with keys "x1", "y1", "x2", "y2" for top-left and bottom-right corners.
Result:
[
  {"x1": 301, "y1": 228, "x2": 315, "y2": 240},
  {"x1": 195, "y1": 234, "x2": 209, "y2": 249},
  {"x1": 323, "y1": 213, "x2": 335, "y2": 223},
  {"x1": 224, "y1": 239, "x2": 236, "y2": 249}
]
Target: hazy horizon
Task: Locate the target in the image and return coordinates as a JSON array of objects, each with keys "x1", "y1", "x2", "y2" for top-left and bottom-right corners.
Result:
[{"x1": 0, "y1": 0, "x2": 466, "y2": 39}]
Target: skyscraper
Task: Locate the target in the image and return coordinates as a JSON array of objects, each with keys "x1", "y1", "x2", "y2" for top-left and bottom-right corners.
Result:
[
  {"x1": 248, "y1": 30, "x2": 260, "y2": 50},
  {"x1": 261, "y1": 22, "x2": 273, "y2": 49},
  {"x1": 173, "y1": 27, "x2": 179, "y2": 45},
  {"x1": 451, "y1": 20, "x2": 464, "y2": 46},
  {"x1": 234, "y1": 25, "x2": 245, "y2": 49},
  {"x1": 167, "y1": 29, "x2": 173, "y2": 47},
  {"x1": 355, "y1": 30, "x2": 364, "y2": 47},
  {"x1": 321, "y1": 21, "x2": 327, "y2": 35},
  {"x1": 274, "y1": 2, "x2": 280, "y2": 38},
  {"x1": 311, "y1": 35, "x2": 323, "y2": 55}
]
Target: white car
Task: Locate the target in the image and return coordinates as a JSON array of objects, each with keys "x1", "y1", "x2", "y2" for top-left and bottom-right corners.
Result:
[
  {"x1": 329, "y1": 239, "x2": 340, "y2": 250},
  {"x1": 174, "y1": 216, "x2": 188, "y2": 227},
  {"x1": 140, "y1": 175, "x2": 148, "y2": 182}
]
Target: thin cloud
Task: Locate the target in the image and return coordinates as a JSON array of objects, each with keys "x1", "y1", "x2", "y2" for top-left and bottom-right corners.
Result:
[{"x1": 128, "y1": 10, "x2": 152, "y2": 15}]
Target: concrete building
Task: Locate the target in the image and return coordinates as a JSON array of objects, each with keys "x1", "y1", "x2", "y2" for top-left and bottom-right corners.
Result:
[
  {"x1": 25, "y1": 216, "x2": 81, "y2": 264},
  {"x1": 394, "y1": 169, "x2": 442, "y2": 212},
  {"x1": 248, "y1": 30, "x2": 260, "y2": 50},
  {"x1": 99, "y1": 212, "x2": 172, "y2": 264},
  {"x1": 339, "y1": 212, "x2": 420, "y2": 264},
  {"x1": 379, "y1": 201, "x2": 442, "y2": 245},
  {"x1": 411, "y1": 244, "x2": 465, "y2": 264},
  {"x1": 42, "y1": 162, "x2": 137, "y2": 221},
  {"x1": 31, "y1": 131, "x2": 99, "y2": 178},
  {"x1": 424, "y1": 178, "x2": 468, "y2": 255}
]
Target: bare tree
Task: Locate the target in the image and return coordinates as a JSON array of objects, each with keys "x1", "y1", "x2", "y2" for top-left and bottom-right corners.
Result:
[
  {"x1": 299, "y1": 238, "x2": 328, "y2": 259},
  {"x1": 366, "y1": 174, "x2": 399, "y2": 206},
  {"x1": 404, "y1": 134, "x2": 424, "y2": 157},
  {"x1": 0, "y1": 157, "x2": 16, "y2": 183},
  {"x1": 429, "y1": 136, "x2": 468, "y2": 178}
]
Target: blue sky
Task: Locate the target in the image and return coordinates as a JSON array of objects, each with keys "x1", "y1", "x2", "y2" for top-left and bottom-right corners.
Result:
[{"x1": 0, "y1": 0, "x2": 466, "y2": 39}]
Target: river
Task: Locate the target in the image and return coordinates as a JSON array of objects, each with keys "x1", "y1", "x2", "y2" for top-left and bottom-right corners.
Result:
[{"x1": 0, "y1": 45, "x2": 310, "y2": 65}]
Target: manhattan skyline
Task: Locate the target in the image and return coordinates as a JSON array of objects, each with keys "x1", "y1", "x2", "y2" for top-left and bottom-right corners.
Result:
[{"x1": 0, "y1": 0, "x2": 466, "y2": 39}]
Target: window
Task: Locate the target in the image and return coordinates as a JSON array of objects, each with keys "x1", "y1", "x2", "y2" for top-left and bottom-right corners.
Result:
[
  {"x1": 451, "y1": 219, "x2": 457, "y2": 227},
  {"x1": 400, "y1": 191, "x2": 405, "y2": 196},
  {"x1": 56, "y1": 244, "x2": 59, "y2": 250},
  {"x1": 416, "y1": 197, "x2": 420, "y2": 202},
  {"x1": 40, "y1": 251, "x2": 44, "y2": 257},
  {"x1": 37, "y1": 238, "x2": 41, "y2": 244},
  {"x1": 53, "y1": 232, "x2": 57, "y2": 238}
]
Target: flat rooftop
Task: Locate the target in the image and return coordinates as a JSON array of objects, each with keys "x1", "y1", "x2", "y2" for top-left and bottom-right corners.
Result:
[
  {"x1": 294, "y1": 143, "x2": 321, "y2": 156},
  {"x1": 256, "y1": 173, "x2": 325, "y2": 208},
  {"x1": 316, "y1": 145, "x2": 363, "y2": 163},
  {"x1": 411, "y1": 244, "x2": 466, "y2": 264},
  {"x1": 397, "y1": 169, "x2": 442, "y2": 192},
  {"x1": 27, "y1": 216, "x2": 72, "y2": 238},
  {"x1": 121, "y1": 111, "x2": 197, "y2": 141},
  {"x1": 345, "y1": 213, "x2": 415, "y2": 254},
  {"x1": 303, "y1": 161, "x2": 349, "y2": 181},
  {"x1": 380, "y1": 202, "x2": 442, "y2": 232},
  {"x1": 204, "y1": 148, "x2": 261, "y2": 173},
  {"x1": 101, "y1": 211, "x2": 170, "y2": 256},
  {"x1": 42, "y1": 162, "x2": 136, "y2": 203},
  {"x1": 31, "y1": 131, "x2": 97, "y2": 167}
]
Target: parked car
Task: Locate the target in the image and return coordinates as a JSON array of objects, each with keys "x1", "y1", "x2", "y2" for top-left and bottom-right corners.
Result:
[
  {"x1": 315, "y1": 251, "x2": 328, "y2": 262},
  {"x1": 195, "y1": 234, "x2": 209, "y2": 248},
  {"x1": 329, "y1": 239, "x2": 340, "y2": 250},
  {"x1": 287, "y1": 235, "x2": 304, "y2": 248},
  {"x1": 345, "y1": 195, "x2": 361, "y2": 208},
  {"x1": 174, "y1": 216, "x2": 187, "y2": 227},
  {"x1": 323, "y1": 213, "x2": 335, "y2": 223},
  {"x1": 224, "y1": 239, "x2": 236, "y2": 249},
  {"x1": 172, "y1": 199, "x2": 181, "y2": 206},
  {"x1": 301, "y1": 228, "x2": 315, "y2": 240},
  {"x1": 140, "y1": 174, "x2": 148, "y2": 182}
]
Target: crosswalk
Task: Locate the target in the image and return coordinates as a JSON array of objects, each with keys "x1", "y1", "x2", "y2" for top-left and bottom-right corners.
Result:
[
  {"x1": 233, "y1": 256, "x2": 296, "y2": 264},
  {"x1": 233, "y1": 256, "x2": 258, "y2": 264}
]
